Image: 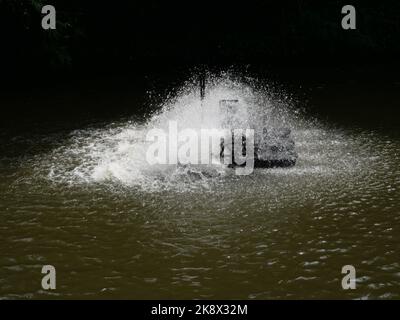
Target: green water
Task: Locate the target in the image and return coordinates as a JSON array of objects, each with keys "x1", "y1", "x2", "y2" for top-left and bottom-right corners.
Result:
[{"x1": 1, "y1": 78, "x2": 400, "y2": 299}]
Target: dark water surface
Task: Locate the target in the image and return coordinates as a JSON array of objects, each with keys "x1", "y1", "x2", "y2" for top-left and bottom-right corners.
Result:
[{"x1": 1, "y1": 73, "x2": 400, "y2": 299}]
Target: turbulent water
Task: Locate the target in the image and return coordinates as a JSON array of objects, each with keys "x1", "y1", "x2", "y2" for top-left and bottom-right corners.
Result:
[{"x1": 1, "y1": 74, "x2": 400, "y2": 299}]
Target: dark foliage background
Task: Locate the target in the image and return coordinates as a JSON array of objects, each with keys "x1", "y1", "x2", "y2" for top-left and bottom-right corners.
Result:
[{"x1": 1, "y1": 0, "x2": 399, "y2": 78}]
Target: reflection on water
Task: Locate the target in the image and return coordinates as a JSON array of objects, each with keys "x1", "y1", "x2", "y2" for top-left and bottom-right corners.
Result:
[{"x1": 1, "y1": 74, "x2": 400, "y2": 299}]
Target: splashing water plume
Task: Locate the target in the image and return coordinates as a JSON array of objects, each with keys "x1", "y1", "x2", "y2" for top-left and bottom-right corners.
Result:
[{"x1": 26, "y1": 73, "x2": 388, "y2": 194}]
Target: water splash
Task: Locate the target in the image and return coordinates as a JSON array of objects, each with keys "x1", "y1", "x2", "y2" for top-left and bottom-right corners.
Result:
[{"x1": 27, "y1": 72, "x2": 382, "y2": 192}]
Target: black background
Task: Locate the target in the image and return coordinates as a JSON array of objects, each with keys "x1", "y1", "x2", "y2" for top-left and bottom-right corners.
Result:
[{"x1": 1, "y1": 0, "x2": 399, "y2": 77}]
